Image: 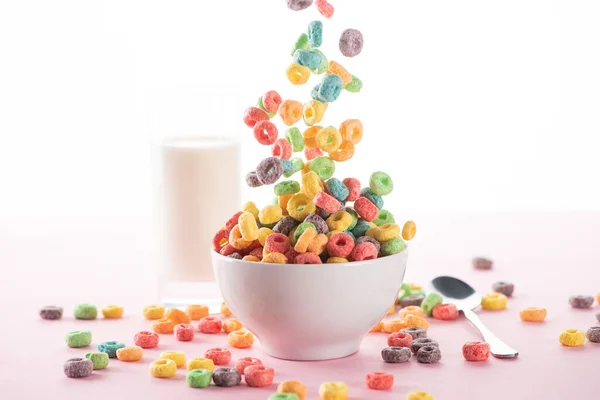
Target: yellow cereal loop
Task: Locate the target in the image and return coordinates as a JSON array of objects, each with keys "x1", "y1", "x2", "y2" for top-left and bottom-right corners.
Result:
[
  {"x1": 243, "y1": 255, "x2": 260, "y2": 262},
  {"x1": 519, "y1": 307, "x2": 547, "y2": 322},
  {"x1": 315, "y1": 126, "x2": 343, "y2": 153},
  {"x1": 327, "y1": 257, "x2": 349, "y2": 263},
  {"x1": 287, "y1": 193, "x2": 317, "y2": 221},
  {"x1": 259, "y1": 205, "x2": 283, "y2": 225},
  {"x1": 221, "y1": 302, "x2": 232, "y2": 317},
  {"x1": 402, "y1": 314, "x2": 429, "y2": 330},
  {"x1": 559, "y1": 329, "x2": 585, "y2": 347},
  {"x1": 223, "y1": 318, "x2": 244, "y2": 333},
  {"x1": 294, "y1": 227, "x2": 318, "y2": 253},
  {"x1": 402, "y1": 220, "x2": 417, "y2": 241},
  {"x1": 481, "y1": 293, "x2": 508, "y2": 310},
  {"x1": 229, "y1": 225, "x2": 254, "y2": 249},
  {"x1": 160, "y1": 351, "x2": 186, "y2": 368},
  {"x1": 288, "y1": 226, "x2": 298, "y2": 242},
  {"x1": 387, "y1": 304, "x2": 396, "y2": 315},
  {"x1": 406, "y1": 391, "x2": 434, "y2": 400},
  {"x1": 242, "y1": 201, "x2": 259, "y2": 221},
  {"x1": 319, "y1": 381, "x2": 349, "y2": 400},
  {"x1": 327, "y1": 61, "x2": 352, "y2": 86},
  {"x1": 278, "y1": 380, "x2": 308, "y2": 400},
  {"x1": 143, "y1": 305, "x2": 165, "y2": 320},
  {"x1": 149, "y1": 359, "x2": 177, "y2": 378},
  {"x1": 326, "y1": 211, "x2": 353, "y2": 231},
  {"x1": 238, "y1": 211, "x2": 259, "y2": 241},
  {"x1": 286, "y1": 63, "x2": 311, "y2": 85},
  {"x1": 307, "y1": 233, "x2": 328, "y2": 255},
  {"x1": 187, "y1": 357, "x2": 215, "y2": 372},
  {"x1": 408, "y1": 283, "x2": 422, "y2": 291},
  {"x1": 303, "y1": 125, "x2": 322, "y2": 148},
  {"x1": 258, "y1": 227, "x2": 273, "y2": 246},
  {"x1": 279, "y1": 194, "x2": 294, "y2": 216},
  {"x1": 102, "y1": 305, "x2": 124, "y2": 319},
  {"x1": 339, "y1": 119, "x2": 363, "y2": 145},
  {"x1": 303, "y1": 100, "x2": 327, "y2": 126},
  {"x1": 366, "y1": 223, "x2": 400, "y2": 242},
  {"x1": 263, "y1": 252, "x2": 288, "y2": 264},
  {"x1": 326, "y1": 230, "x2": 342, "y2": 239},
  {"x1": 301, "y1": 171, "x2": 324, "y2": 198},
  {"x1": 383, "y1": 319, "x2": 406, "y2": 333},
  {"x1": 399, "y1": 306, "x2": 425, "y2": 319}
]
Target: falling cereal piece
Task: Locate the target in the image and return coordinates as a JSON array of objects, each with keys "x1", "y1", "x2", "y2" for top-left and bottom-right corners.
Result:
[
  {"x1": 339, "y1": 29, "x2": 364, "y2": 58},
  {"x1": 286, "y1": 0, "x2": 313, "y2": 11},
  {"x1": 472, "y1": 257, "x2": 493, "y2": 270}
]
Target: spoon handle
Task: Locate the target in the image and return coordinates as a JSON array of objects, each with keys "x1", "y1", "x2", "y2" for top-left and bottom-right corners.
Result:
[{"x1": 462, "y1": 309, "x2": 519, "y2": 358}]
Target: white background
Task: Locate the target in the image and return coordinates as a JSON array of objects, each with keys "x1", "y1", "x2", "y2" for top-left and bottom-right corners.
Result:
[{"x1": 1, "y1": 0, "x2": 599, "y2": 220}]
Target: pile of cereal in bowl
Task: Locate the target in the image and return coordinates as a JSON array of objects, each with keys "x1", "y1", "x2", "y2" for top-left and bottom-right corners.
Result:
[{"x1": 212, "y1": 13, "x2": 415, "y2": 264}]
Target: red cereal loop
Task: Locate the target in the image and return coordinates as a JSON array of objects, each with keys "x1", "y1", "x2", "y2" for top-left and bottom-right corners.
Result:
[
  {"x1": 432, "y1": 303, "x2": 459, "y2": 320},
  {"x1": 272, "y1": 138, "x2": 293, "y2": 160},
  {"x1": 263, "y1": 91, "x2": 282, "y2": 113},
  {"x1": 219, "y1": 244, "x2": 238, "y2": 257},
  {"x1": 174, "y1": 323, "x2": 195, "y2": 341},
  {"x1": 387, "y1": 332, "x2": 413, "y2": 347},
  {"x1": 249, "y1": 246, "x2": 264, "y2": 259},
  {"x1": 354, "y1": 197, "x2": 379, "y2": 222},
  {"x1": 254, "y1": 121, "x2": 278, "y2": 145},
  {"x1": 235, "y1": 357, "x2": 263, "y2": 374},
  {"x1": 243, "y1": 107, "x2": 270, "y2": 128},
  {"x1": 198, "y1": 316, "x2": 222, "y2": 334},
  {"x1": 365, "y1": 372, "x2": 394, "y2": 390},
  {"x1": 212, "y1": 229, "x2": 229, "y2": 251},
  {"x1": 133, "y1": 331, "x2": 159, "y2": 349},
  {"x1": 350, "y1": 241, "x2": 378, "y2": 261},
  {"x1": 314, "y1": 191, "x2": 341, "y2": 213},
  {"x1": 342, "y1": 177, "x2": 361, "y2": 201},
  {"x1": 327, "y1": 232, "x2": 355, "y2": 258},
  {"x1": 294, "y1": 252, "x2": 322, "y2": 264},
  {"x1": 205, "y1": 347, "x2": 232, "y2": 365},
  {"x1": 225, "y1": 212, "x2": 244, "y2": 232},
  {"x1": 284, "y1": 248, "x2": 300, "y2": 263},
  {"x1": 462, "y1": 341, "x2": 490, "y2": 361},
  {"x1": 265, "y1": 233, "x2": 291, "y2": 254},
  {"x1": 241, "y1": 240, "x2": 262, "y2": 255},
  {"x1": 304, "y1": 146, "x2": 323, "y2": 161},
  {"x1": 244, "y1": 365, "x2": 275, "y2": 388},
  {"x1": 316, "y1": 0, "x2": 335, "y2": 18}
]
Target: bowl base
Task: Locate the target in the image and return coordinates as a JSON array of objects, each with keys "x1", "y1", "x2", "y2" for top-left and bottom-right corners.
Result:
[{"x1": 260, "y1": 338, "x2": 363, "y2": 361}]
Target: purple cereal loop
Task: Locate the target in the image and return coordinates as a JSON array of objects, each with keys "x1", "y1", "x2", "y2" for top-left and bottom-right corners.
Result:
[
  {"x1": 212, "y1": 367, "x2": 242, "y2": 387},
  {"x1": 227, "y1": 253, "x2": 242, "y2": 260},
  {"x1": 317, "y1": 207, "x2": 332, "y2": 220},
  {"x1": 399, "y1": 294, "x2": 425, "y2": 308},
  {"x1": 356, "y1": 236, "x2": 380, "y2": 253},
  {"x1": 381, "y1": 346, "x2": 411, "y2": 363},
  {"x1": 39, "y1": 306, "x2": 63, "y2": 320},
  {"x1": 569, "y1": 295, "x2": 594, "y2": 309},
  {"x1": 492, "y1": 281, "x2": 514, "y2": 297},
  {"x1": 303, "y1": 213, "x2": 329, "y2": 234},
  {"x1": 339, "y1": 29, "x2": 364, "y2": 58},
  {"x1": 246, "y1": 171, "x2": 263, "y2": 188},
  {"x1": 256, "y1": 157, "x2": 284, "y2": 185},
  {"x1": 410, "y1": 338, "x2": 439, "y2": 355},
  {"x1": 586, "y1": 327, "x2": 600, "y2": 343},
  {"x1": 472, "y1": 257, "x2": 493, "y2": 270},
  {"x1": 416, "y1": 345, "x2": 442, "y2": 364},
  {"x1": 273, "y1": 216, "x2": 298, "y2": 235},
  {"x1": 401, "y1": 327, "x2": 427, "y2": 339},
  {"x1": 596, "y1": 312, "x2": 600, "y2": 323},
  {"x1": 64, "y1": 358, "x2": 93, "y2": 378},
  {"x1": 287, "y1": 0, "x2": 313, "y2": 11}
]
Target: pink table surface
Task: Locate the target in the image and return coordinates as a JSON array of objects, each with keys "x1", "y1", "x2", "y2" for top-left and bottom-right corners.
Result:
[{"x1": 1, "y1": 212, "x2": 599, "y2": 399}]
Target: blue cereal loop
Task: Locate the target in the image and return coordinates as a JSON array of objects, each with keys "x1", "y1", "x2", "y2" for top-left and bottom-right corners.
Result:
[
  {"x1": 293, "y1": 49, "x2": 324, "y2": 69},
  {"x1": 308, "y1": 21, "x2": 323, "y2": 48},
  {"x1": 318, "y1": 74, "x2": 343, "y2": 102}
]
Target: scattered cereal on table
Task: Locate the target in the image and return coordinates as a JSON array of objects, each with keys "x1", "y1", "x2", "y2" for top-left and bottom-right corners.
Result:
[
  {"x1": 116, "y1": 346, "x2": 143, "y2": 362},
  {"x1": 186, "y1": 304, "x2": 209, "y2": 320},
  {"x1": 559, "y1": 329, "x2": 585, "y2": 347},
  {"x1": 187, "y1": 368, "x2": 213, "y2": 388},
  {"x1": 228, "y1": 330, "x2": 255, "y2": 348},
  {"x1": 84, "y1": 352, "x2": 109, "y2": 370},
  {"x1": 319, "y1": 382, "x2": 348, "y2": 400},
  {"x1": 160, "y1": 351, "x2": 186, "y2": 367},
  {"x1": 381, "y1": 346, "x2": 412, "y2": 363},
  {"x1": 416, "y1": 346, "x2": 442, "y2": 364},
  {"x1": 152, "y1": 318, "x2": 175, "y2": 334},
  {"x1": 365, "y1": 372, "x2": 393, "y2": 390},
  {"x1": 492, "y1": 281, "x2": 514, "y2": 297},
  {"x1": 198, "y1": 316, "x2": 223, "y2": 334},
  {"x1": 585, "y1": 326, "x2": 600, "y2": 343},
  {"x1": 187, "y1": 357, "x2": 215, "y2": 372},
  {"x1": 462, "y1": 341, "x2": 490, "y2": 361},
  {"x1": 73, "y1": 303, "x2": 97, "y2": 320},
  {"x1": 569, "y1": 295, "x2": 594, "y2": 309},
  {"x1": 431, "y1": 304, "x2": 459, "y2": 321},
  {"x1": 481, "y1": 293, "x2": 508, "y2": 310},
  {"x1": 519, "y1": 307, "x2": 546, "y2": 322},
  {"x1": 245, "y1": 365, "x2": 276, "y2": 388},
  {"x1": 65, "y1": 330, "x2": 92, "y2": 348},
  {"x1": 421, "y1": 293, "x2": 443, "y2": 316},
  {"x1": 98, "y1": 341, "x2": 125, "y2": 358},
  {"x1": 165, "y1": 308, "x2": 191, "y2": 325},
  {"x1": 388, "y1": 332, "x2": 413, "y2": 348},
  {"x1": 406, "y1": 391, "x2": 434, "y2": 400},
  {"x1": 205, "y1": 348, "x2": 231, "y2": 366},
  {"x1": 410, "y1": 338, "x2": 439, "y2": 355},
  {"x1": 101, "y1": 305, "x2": 124, "y2": 319},
  {"x1": 64, "y1": 358, "x2": 93, "y2": 378},
  {"x1": 39, "y1": 306, "x2": 63, "y2": 320},
  {"x1": 400, "y1": 294, "x2": 425, "y2": 308},
  {"x1": 270, "y1": 393, "x2": 300, "y2": 400},
  {"x1": 212, "y1": 367, "x2": 242, "y2": 387},
  {"x1": 174, "y1": 323, "x2": 195, "y2": 341},
  {"x1": 149, "y1": 359, "x2": 177, "y2": 378},
  {"x1": 278, "y1": 380, "x2": 307, "y2": 399},
  {"x1": 402, "y1": 327, "x2": 427, "y2": 340}
]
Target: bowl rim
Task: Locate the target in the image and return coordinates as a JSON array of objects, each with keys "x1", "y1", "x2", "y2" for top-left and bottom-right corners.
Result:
[{"x1": 212, "y1": 247, "x2": 408, "y2": 268}]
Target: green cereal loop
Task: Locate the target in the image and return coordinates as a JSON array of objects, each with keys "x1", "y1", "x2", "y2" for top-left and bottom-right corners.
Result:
[
  {"x1": 293, "y1": 222, "x2": 316, "y2": 244},
  {"x1": 291, "y1": 33, "x2": 310, "y2": 56},
  {"x1": 373, "y1": 210, "x2": 395, "y2": 226},
  {"x1": 284, "y1": 157, "x2": 305, "y2": 178},
  {"x1": 345, "y1": 207, "x2": 358, "y2": 230},
  {"x1": 345, "y1": 75, "x2": 363, "y2": 93},
  {"x1": 397, "y1": 283, "x2": 412, "y2": 303},
  {"x1": 272, "y1": 196, "x2": 279, "y2": 206},
  {"x1": 344, "y1": 230, "x2": 356, "y2": 242},
  {"x1": 380, "y1": 237, "x2": 405, "y2": 256},
  {"x1": 308, "y1": 156, "x2": 335, "y2": 180},
  {"x1": 269, "y1": 393, "x2": 300, "y2": 400},
  {"x1": 186, "y1": 368, "x2": 212, "y2": 388},
  {"x1": 369, "y1": 171, "x2": 394, "y2": 196},
  {"x1": 65, "y1": 330, "x2": 92, "y2": 348},
  {"x1": 285, "y1": 127, "x2": 305, "y2": 152},
  {"x1": 85, "y1": 352, "x2": 109, "y2": 370},
  {"x1": 257, "y1": 97, "x2": 276, "y2": 118},
  {"x1": 274, "y1": 180, "x2": 301, "y2": 196},
  {"x1": 421, "y1": 293, "x2": 444, "y2": 316},
  {"x1": 308, "y1": 49, "x2": 328, "y2": 74},
  {"x1": 74, "y1": 303, "x2": 97, "y2": 320}
]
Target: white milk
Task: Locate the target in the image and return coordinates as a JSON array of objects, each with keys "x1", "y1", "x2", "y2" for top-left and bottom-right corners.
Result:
[{"x1": 157, "y1": 136, "x2": 240, "y2": 283}]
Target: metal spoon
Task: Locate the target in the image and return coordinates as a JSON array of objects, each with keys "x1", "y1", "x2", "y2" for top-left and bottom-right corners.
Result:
[{"x1": 431, "y1": 275, "x2": 519, "y2": 359}]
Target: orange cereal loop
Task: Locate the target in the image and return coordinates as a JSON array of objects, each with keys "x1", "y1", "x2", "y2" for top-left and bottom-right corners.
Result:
[
  {"x1": 302, "y1": 160, "x2": 311, "y2": 175},
  {"x1": 328, "y1": 140, "x2": 355, "y2": 162},
  {"x1": 229, "y1": 225, "x2": 254, "y2": 249},
  {"x1": 596, "y1": 292, "x2": 600, "y2": 304},
  {"x1": 303, "y1": 126, "x2": 322, "y2": 148},
  {"x1": 399, "y1": 306, "x2": 425, "y2": 319},
  {"x1": 221, "y1": 302, "x2": 232, "y2": 317},
  {"x1": 294, "y1": 228, "x2": 318, "y2": 253},
  {"x1": 228, "y1": 330, "x2": 255, "y2": 349},
  {"x1": 243, "y1": 255, "x2": 261, "y2": 262},
  {"x1": 166, "y1": 308, "x2": 191, "y2": 325},
  {"x1": 383, "y1": 319, "x2": 406, "y2": 333},
  {"x1": 278, "y1": 380, "x2": 308, "y2": 400},
  {"x1": 258, "y1": 227, "x2": 273, "y2": 247},
  {"x1": 327, "y1": 60, "x2": 352, "y2": 86},
  {"x1": 143, "y1": 305, "x2": 165, "y2": 320},
  {"x1": 263, "y1": 252, "x2": 288, "y2": 264},
  {"x1": 369, "y1": 321, "x2": 383, "y2": 333},
  {"x1": 279, "y1": 194, "x2": 294, "y2": 216},
  {"x1": 152, "y1": 318, "x2": 176, "y2": 334},
  {"x1": 116, "y1": 346, "x2": 143, "y2": 362},
  {"x1": 279, "y1": 100, "x2": 303, "y2": 126},
  {"x1": 223, "y1": 318, "x2": 244, "y2": 333},
  {"x1": 307, "y1": 233, "x2": 328, "y2": 255},
  {"x1": 402, "y1": 314, "x2": 429, "y2": 330},
  {"x1": 519, "y1": 307, "x2": 547, "y2": 322},
  {"x1": 408, "y1": 283, "x2": 422, "y2": 291},
  {"x1": 186, "y1": 304, "x2": 209, "y2": 321},
  {"x1": 339, "y1": 119, "x2": 363, "y2": 145}
]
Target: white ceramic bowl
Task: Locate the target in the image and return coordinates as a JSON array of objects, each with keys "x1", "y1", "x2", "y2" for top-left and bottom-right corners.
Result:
[{"x1": 212, "y1": 250, "x2": 408, "y2": 361}]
